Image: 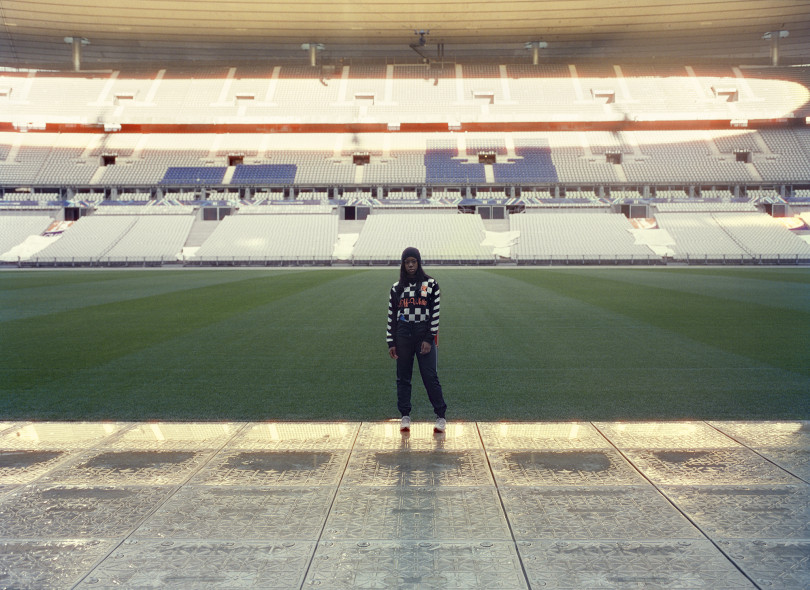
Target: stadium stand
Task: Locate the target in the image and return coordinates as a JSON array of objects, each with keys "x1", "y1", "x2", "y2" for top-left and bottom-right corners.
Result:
[
  {"x1": 100, "y1": 215, "x2": 194, "y2": 263},
  {"x1": 1, "y1": 61, "x2": 809, "y2": 267},
  {"x1": 33, "y1": 215, "x2": 138, "y2": 264},
  {"x1": 510, "y1": 212, "x2": 659, "y2": 264},
  {"x1": 4, "y1": 64, "x2": 810, "y2": 127},
  {"x1": 655, "y1": 201, "x2": 760, "y2": 212},
  {"x1": 93, "y1": 204, "x2": 195, "y2": 215},
  {"x1": 656, "y1": 212, "x2": 810, "y2": 263},
  {"x1": 0, "y1": 214, "x2": 53, "y2": 258},
  {"x1": 2, "y1": 128, "x2": 810, "y2": 192},
  {"x1": 160, "y1": 167, "x2": 228, "y2": 185},
  {"x1": 352, "y1": 213, "x2": 494, "y2": 263},
  {"x1": 231, "y1": 164, "x2": 298, "y2": 185},
  {"x1": 494, "y1": 144, "x2": 559, "y2": 183},
  {"x1": 425, "y1": 147, "x2": 487, "y2": 184},
  {"x1": 364, "y1": 152, "x2": 427, "y2": 184},
  {"x1": 191, "y1": 213, "x2": 338, "y2": 264},
  {"x1": 711, "y1": 212, "x2": 810, "y2": 261}
]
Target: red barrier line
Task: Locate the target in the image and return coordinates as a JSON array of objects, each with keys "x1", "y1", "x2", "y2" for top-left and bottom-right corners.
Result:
[{"x1": 0, "y1": 119, "x2": 802, "y2": 134}]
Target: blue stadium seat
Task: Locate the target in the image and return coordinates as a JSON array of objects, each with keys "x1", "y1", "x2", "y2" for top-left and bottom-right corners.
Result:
[
  {"x1": 493, "y1": 147, "x2": 558, "y2": 182},
  {"x1": 160, "y1": 167, "x2": 227, "y2": 185},
  {"x1": 231, "y1": 164, "x2": 298, "y2": 184},
  {"x1": 425, "y1": 150, "x2": 486, "y2": 183}
]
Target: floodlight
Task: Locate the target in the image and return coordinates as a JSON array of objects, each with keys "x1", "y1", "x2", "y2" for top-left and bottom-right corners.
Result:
[{"x1": 413, "y1": 30, "x2": 429, "y2": 47}]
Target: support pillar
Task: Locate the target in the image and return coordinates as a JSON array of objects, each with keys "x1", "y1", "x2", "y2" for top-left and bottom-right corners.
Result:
[
  {"x1": 763, "y1": 31, "x2": 788, "y2": 67},
  {"x1": 65, "y1": 37, "x2": 89, "y2": 71},
  {"x1": 303, "y1": 43, "x2": 324, "y2": 66},
  {"x1": 524, "y1": 41, "x2": 547, "y2": 65},
  {"x1": 72, "y1": 38, "x2": 81, "y2": 71}
]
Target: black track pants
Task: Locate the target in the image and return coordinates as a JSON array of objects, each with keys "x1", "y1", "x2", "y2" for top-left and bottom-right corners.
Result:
[{"x1": 395, "y1": 321, "x2": 446, "y2": 419}]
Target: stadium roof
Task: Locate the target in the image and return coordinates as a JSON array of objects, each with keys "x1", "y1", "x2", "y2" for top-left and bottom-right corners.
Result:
[{"x1": 1, "y1": 1, "x2": 810, "y2": 67}]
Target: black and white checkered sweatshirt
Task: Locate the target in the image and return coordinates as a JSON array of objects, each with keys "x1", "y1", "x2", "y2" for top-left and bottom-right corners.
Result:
[{"x1": 386, "y1": 278, "x2": 440, "y2": 347}]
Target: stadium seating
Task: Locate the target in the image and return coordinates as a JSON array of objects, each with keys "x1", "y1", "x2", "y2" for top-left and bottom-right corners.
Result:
[
  {"x1": 364, "y1": 153, "x2": 427, "y2": 184},
  {"x1": 655, "y1": 202, "x2": 758, "y2": 212},
  {"x1": 3, "y1": 64, "x2": 808, "y2": 127},
  {"x1": 352, "y1": 213, "x2": 494, "y2": 263},
  {"x1": 510, "y1": 213, "x2": 659, "y2": 263},
  {"x1": 0, "y1": 214, "x2": 54, "y2": 257},
  {"x1": 192, "y1": 213, "x2": 338, "y2": 264},
  {"x1": 230, "y1": 164, "x2": 298, "y2": 184},
  {"x1": 160, "y1": 167, "x2": 227, "y2": 185},
  {"x1": 1, "y1": 62, "x2": 809, "y2": 267},
  {"x1": 424, "y1": 148, "x2": 486, "y2": 183},
  {"x1": 25, "y1": 212, "x2": 196, "y2": 265},
  {"x1": 3, "y1": 128, "x2": 810, "y2": 191},
  {"x1": 100, "y1": 215, "x2": 194, "y2": 263},
  {"x1": 712, "y1": 212, "x2": 810, "y2": 260},
  {"x1": 33, "y1": 215, "x2": 138, "y2": 263},
  {"x1": 493, "y1": 146, "x2": 558, "y2": 183},
  {"x1": 656, "y1": 212, "x2": 810, "y2": 262},
  {"x1": 94, "y1": 204, "x2": 195, "y2": 215}
]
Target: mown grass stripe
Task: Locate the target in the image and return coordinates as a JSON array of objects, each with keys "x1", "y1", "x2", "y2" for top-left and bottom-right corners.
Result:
[
  {"x1": 1, "y1": 268, "x2": 808, "y2": 421},
  {"x1": 1, "y1": 270, "x2": 348, "y2": 392},
  {"x1": 659, "y1": 267, "x2": 810, "y2": 285},
  {"x1": 490, "y1": 268, "x2": 810, "y2": 377}
]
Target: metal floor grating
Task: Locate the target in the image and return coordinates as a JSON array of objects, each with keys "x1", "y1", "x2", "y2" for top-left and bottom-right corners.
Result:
[{"x1": 0, "y1": 420, "x2": 807, "y2": 589}]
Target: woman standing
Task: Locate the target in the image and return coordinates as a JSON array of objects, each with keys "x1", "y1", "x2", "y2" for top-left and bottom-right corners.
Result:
[{"x1": 386, "y1": 247, "x2": 447, "y2": 433}]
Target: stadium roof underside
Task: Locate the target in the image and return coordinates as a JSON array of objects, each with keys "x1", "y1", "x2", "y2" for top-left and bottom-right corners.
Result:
[{"x1": 1, "y1": 1, "x2": 810, "y2": 68}]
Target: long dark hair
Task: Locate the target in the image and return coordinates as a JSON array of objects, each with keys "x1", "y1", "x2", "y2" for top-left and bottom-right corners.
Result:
[{"x1": 396, "y1": 259, "x2": 431, "y2": 291}]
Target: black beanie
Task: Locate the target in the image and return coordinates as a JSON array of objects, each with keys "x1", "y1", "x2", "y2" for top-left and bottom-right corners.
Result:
[{"x1": 401, "y1": 246, "x2": 421, "y2": 264}]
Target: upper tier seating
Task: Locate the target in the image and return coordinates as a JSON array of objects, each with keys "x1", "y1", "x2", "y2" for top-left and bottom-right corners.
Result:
[
  {"x1": 493, "y1": 146, "x2": 558, "y2": 183},
  {"x1": 160, "y1": 167, "x2": 227, "y2": 184},
  {"x1": 424, "y1": 148, "x2": 486, "y2": 184},
  {"x1": 6, "y1": 128, "x2": 810, "y2": 190},
  {"x1": 231, "y1": 164, "x2": 298, "y2": 184},
  {"x1": 3, "y1": 129, "x2": 810, "y2": 190},
  {"x1": 1, "y1": 64, "x2": 807, "y2": 128}
]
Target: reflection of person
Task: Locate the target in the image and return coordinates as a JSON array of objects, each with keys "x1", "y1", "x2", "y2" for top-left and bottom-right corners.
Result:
[{"x1": 386, "y1": 247, "x2": 447, "y2": 433}]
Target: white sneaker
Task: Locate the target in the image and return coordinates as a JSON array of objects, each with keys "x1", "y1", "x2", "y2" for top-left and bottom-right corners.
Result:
[
  {"x1": 400, "y1": 416, "x2": 411, "y2": 432},
  {"x1": 434, "y1": 418, "x2": 446, "y2": 433}
]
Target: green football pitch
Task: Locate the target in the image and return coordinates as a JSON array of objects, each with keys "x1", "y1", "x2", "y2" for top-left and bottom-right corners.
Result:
[{"x1": 1, "y1": 267, "x2": 808, "y2": 421}]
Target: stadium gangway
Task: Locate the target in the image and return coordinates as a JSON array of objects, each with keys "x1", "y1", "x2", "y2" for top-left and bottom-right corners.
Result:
[
  {"x1": 682, "y1": 253, "x2": 810, "y2": 265},
  {"x1": 23, "y1": 256, "x2": 173, "y2": 268},
  {"x1": 99, "y1": 256, "x2": 173, "y2": 267},
  {"x1": 186, "y1": 256, "x2": 335, "y2": 267},
  {"x1": 350, "y1": 255, "x2": 501, "y2": 266},
  {"x1": 514, "y1": 254, "x2": 664, "y2": 266},
  {"x1": 17, "y1": 253, "x2": 807, "y2": 268},
  {"x1": 25, "y1": 257, "x2": 96, "y2": 268}
]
